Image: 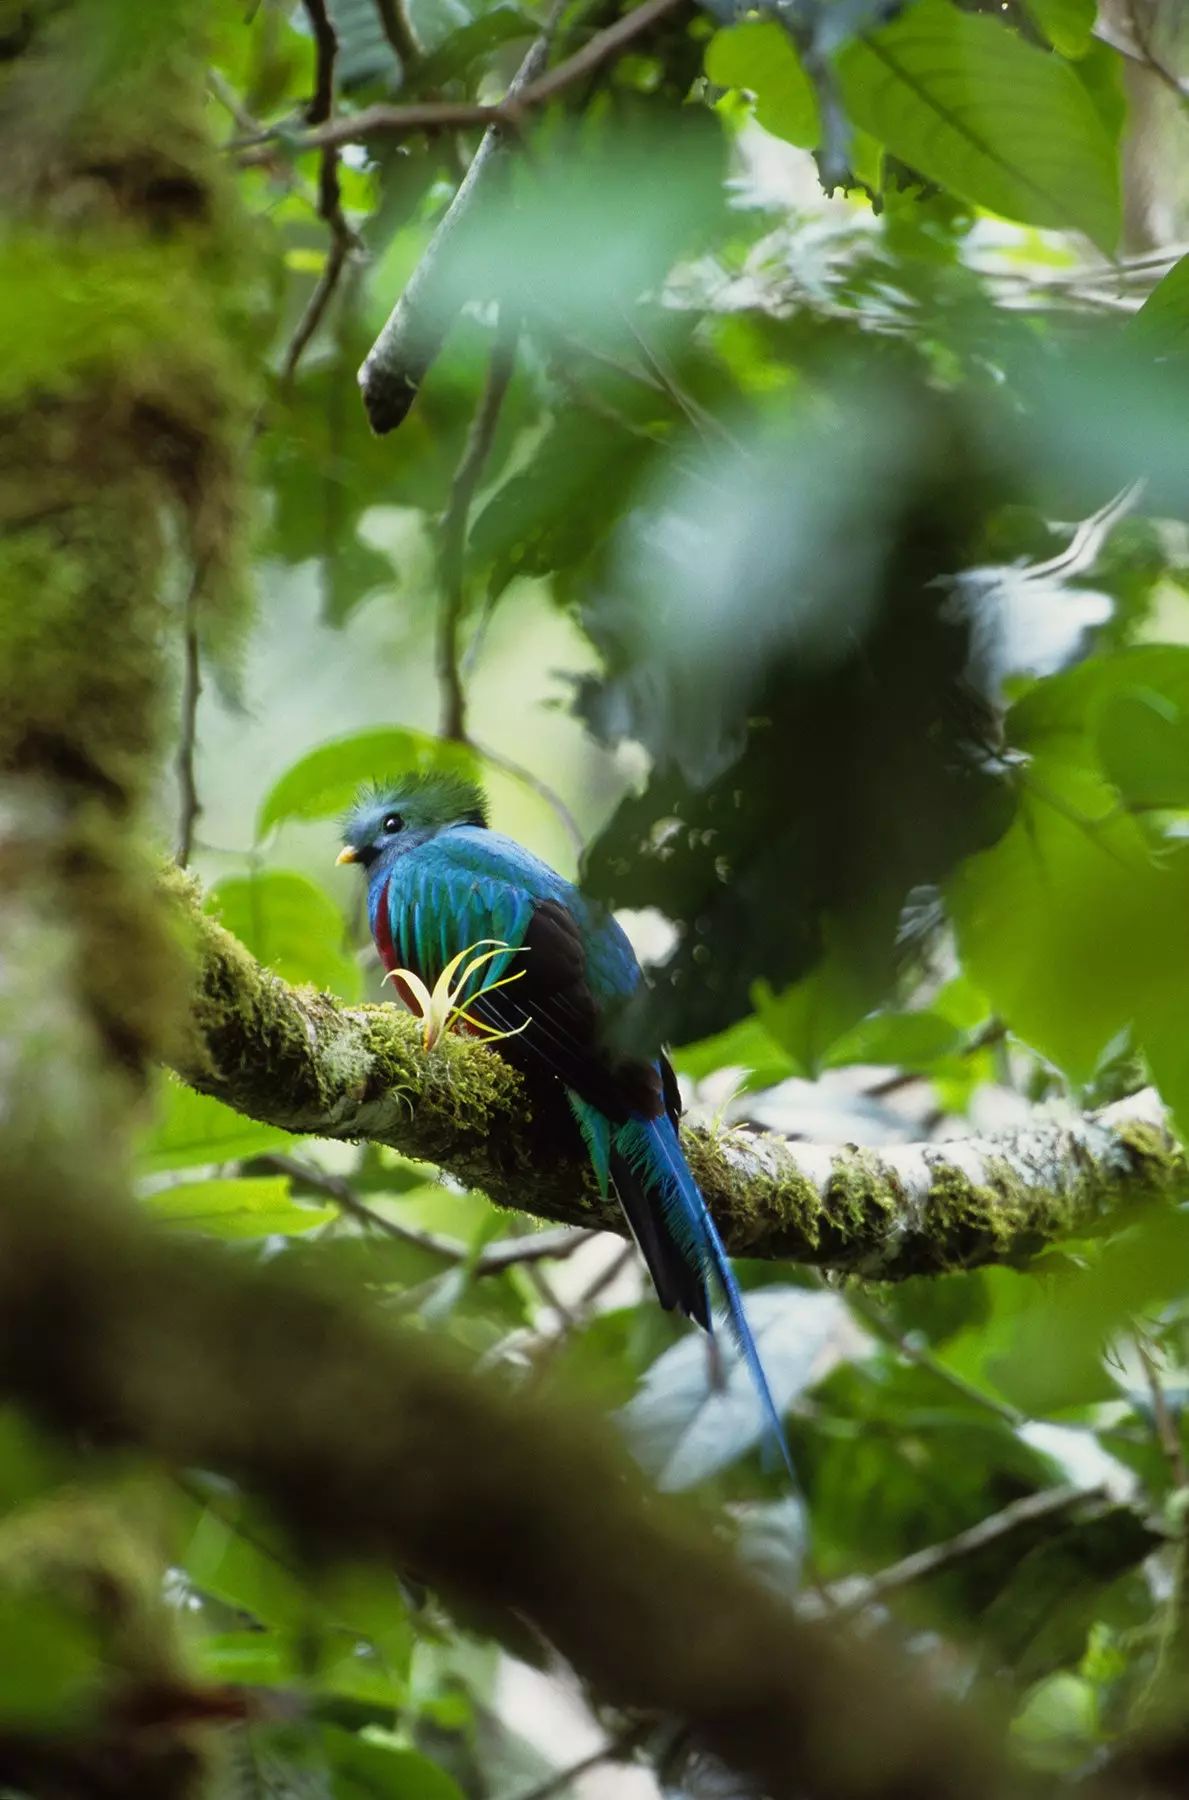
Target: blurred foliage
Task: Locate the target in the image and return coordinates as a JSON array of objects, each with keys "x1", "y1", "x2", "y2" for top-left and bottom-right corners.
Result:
[{"x1": 13, "y1": 0, "x2": 1189, "y2": 1793}]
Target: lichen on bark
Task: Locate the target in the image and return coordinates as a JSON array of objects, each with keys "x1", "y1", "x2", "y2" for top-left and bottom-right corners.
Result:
[{"x1": 164, "y1": 877, "x2": 1188, "y2": 1280}]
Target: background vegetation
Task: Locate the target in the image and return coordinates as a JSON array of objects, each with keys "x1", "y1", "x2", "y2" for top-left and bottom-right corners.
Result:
[{"x1": 9, "y1": 0, "x2": 1189, "y2": 1795}]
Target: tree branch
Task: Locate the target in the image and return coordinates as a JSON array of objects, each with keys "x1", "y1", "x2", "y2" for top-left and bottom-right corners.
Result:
[
  {"x1": 355, "y1": 0, "x2": 689, "y2": 430},
  {"x1": 282, "y1": 0, "x2": 359, "y2": 386},
  {"x1": 0, "y1": 1148, "x2": 1044, "y2": 1800},
  {"x1": 168, "y1": 872, "x2": 1185, "y2": 1281}
]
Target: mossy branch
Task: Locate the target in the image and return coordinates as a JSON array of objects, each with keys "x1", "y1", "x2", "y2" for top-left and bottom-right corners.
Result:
[{"x1": 168, "y1": 870, "x2": 1184, "y2": 1279}]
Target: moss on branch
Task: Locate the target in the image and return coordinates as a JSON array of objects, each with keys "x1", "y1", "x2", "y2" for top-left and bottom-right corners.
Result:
[{"x1": 168, "y1": 874, "x2": 1185, "y2": 1279}]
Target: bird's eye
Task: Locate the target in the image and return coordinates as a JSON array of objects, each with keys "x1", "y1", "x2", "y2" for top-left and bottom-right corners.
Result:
[{"x1": 382, "y1": 812, "x2": 404, "y2": 834}]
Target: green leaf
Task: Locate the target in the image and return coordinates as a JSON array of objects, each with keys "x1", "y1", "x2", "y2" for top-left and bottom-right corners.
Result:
[
  {"x1": 323, "y1": 1727, "x2": 465, "y2": 1800},
  {"x1": 197, "y1": 1629, "x2": 296, "y2": 1686},
  {"x1": 1133, "y1": 251, "x2": 1189, "y2": 356},
  {"x1": 705, "y1": 21, "x2": 821, "y2": 149},
  {"x1": 1021, "y1": 0, "x2": 1096, "y2": 57},
  {"x1": 256, "y1": 729, "x2": 478, "y2": 839},
  {"x1": 416, "y1": 6, "x2": 536, "y2": 87},
  {"x1": 835, "y1": 1, "x2": 1121, "y2": 251},
  {"x1": 1094, "y1": 686, "x2": 1189, "y2": 810},
  {"x1": 950, "y1": 791, "x2": 1189, "y2": 1130},
  {"x1": 138, "y1": 1078, "x2": 295, "y2": 1175},
  {"x1": 1012, "y1": 1673, "x2": 1099, "y2": 1771},
  {"x1": 989, "y1": 1210, "x2": 1189, "y2": 1414},
  {"x1": 753, "y1": 935, "x2": 875, "y2": 1080},
  {"x1": 670, "y1": 1013, "x2": 795, "y2": 1093},
  {"x1": 823, "y1": 1009, "x2": 964, "y2": 1071},
  {"x1": 206, "y1": 870, "x2": 359, "y2": 997},
  {"x1": 143, "y1": 1176, "x2": 335, "y2": 1239},
  {"x1": 183, "y1": 1506, "x2": 310, "y2": 1631}
]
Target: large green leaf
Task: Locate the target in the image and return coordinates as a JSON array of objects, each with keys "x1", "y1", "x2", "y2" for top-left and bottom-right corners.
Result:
[
  {"x1": 950, "y1": 790, "x2": 1189, "y2": 1130},
  {"x1": 138, "y1": 1078, "x2": 296, "y2": 1175},
  {"x1": 1094, "y1": 686, "x2": 1189, "y2": 810},
  {"x1": 256, "y1": 729, "x2": 478, "y2": 839},
  {"x1": 206, "y1": 870, "x2": 359, "y2": 998},
  {"x1": 705, "y1": 21, "x2": 821, "y2": 149},
  {"x1": 836, "y1": 1, "x2": 1121, "y2": 251},
  {"x1": 324, "y1": 1727, "x2": 465, "y2": 1800},
  {"x1": 142, "y1": 1176, "x2": 335, "y2": 1239},
  {"x1": 1021, "y1": 0, "x2": 1096, "y2": 57},
  {"x1": 1132, "y1": 251, "x2": 1189, "y2": 356}
]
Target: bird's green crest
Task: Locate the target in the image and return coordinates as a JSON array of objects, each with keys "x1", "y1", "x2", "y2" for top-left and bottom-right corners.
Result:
[{"x1": 341, "y1": 770, "x2": 489, "y2": 842}]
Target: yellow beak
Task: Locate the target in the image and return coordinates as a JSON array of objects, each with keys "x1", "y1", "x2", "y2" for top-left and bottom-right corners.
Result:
[{"x1": 336, "y1": 846, "x2": 359, "y2": 865}]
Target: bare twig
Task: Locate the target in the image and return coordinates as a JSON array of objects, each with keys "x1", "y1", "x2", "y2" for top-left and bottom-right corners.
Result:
[
  {"x1": 509, "y1": 1723, "x2": 651, "y2": 1800},
  {"x1": 304, "y1": 0, "x2": 692, "y2": 156},
  {"x1": 175, "y1": 575, "x2": 202, "y2": 868},
  {"x1": 845, "y1": 1293, "x2": 1027, "y2": 1429},
  {"x1": 302, "y1": 0, "x2": 338, "y2": 123},
  {"x1": 437, "y1": 321, "x2": 518, "y2": 741},
  {"x1": 804, "y1": 1487, "x2": 1107, "y2": 1620},
  {"x1": 375, "y1": 0, "x2": 422, "y2": 74},
  {"x1": 253, "y1": 1151, "x2": 595, "y2": 1273},
  {"x1": 355, "y1": 0, "x2": 689, "y2": 430},
  {"x1": 283, "y1": 1, "x2": 360, "y2": 386},
  {"x1": 355, "y1": 23, "x2": 548, "y2": 434},
  {"x1": 1137, "y1": 1335, "x2": 1189, "y2": 1490},
  {"x1": 516, "y1": 0, "x2": 689, "y2": 109},
  {"x1": 469, "y1": 737, "x2": 586, "y2": 859}
]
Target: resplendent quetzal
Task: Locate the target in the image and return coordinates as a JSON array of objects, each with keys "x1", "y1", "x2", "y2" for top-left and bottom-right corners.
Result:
[{"x1": 338, "y1": 771, "x2": 791, "y2": 1470}]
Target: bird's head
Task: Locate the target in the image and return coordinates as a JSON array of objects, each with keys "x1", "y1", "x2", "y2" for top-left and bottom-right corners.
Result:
[{"x1": 336, "y1": 771, "x2": 489, "y2": 873}]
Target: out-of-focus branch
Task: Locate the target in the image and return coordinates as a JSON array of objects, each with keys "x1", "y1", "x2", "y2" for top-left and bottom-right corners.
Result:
[
  {"x1": 355, "y1": 0, "x2": 689, "y2": 430},
  {"x1": 356, "y1": 29, "x2": 549, "y2": 434},
  {"x1": 0, "y1": 1153, "x2": 1037, "y2": 1800},
  {"x1": 253, "y1": 1151, "x2": 595, "y2": 1270},
  {"x1": 375, "y1": 0, "x2": 423, "y2": 75},
  {"x1": 167, "y1": 874, "x2": 1185, "y2": 1280},
  {"x1": 283, "y1": 0, "x2": 359, "y2": 385}
]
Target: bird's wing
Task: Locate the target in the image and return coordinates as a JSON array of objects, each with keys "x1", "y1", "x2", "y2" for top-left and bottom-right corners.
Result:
[{"x1": 382, "y1": 835, "x2": 665, "y2": 1124}]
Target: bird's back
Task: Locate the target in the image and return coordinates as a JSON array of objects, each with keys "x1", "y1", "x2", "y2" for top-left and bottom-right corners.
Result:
[{"x1": 381, "y1": 826, "x2": 641, "y2": 1008}]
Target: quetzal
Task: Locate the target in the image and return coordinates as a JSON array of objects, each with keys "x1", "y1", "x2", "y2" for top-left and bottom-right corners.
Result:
[{"x1": 338, "y1": 772, "x2": 791, "y2": 1471}]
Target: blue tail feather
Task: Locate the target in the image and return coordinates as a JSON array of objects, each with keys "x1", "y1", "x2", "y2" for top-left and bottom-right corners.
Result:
[{"x1": 615, "y1": 1112, "x2": 795, "y2": 1481}]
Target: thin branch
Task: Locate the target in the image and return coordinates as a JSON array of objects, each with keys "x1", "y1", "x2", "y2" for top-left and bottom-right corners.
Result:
[
  {"x1": 517, "y1": 0, "x2": 689, "y2": 108},
  {"x1": 305, "y1": 0, "x2": 691, "y2": 155},
  {"x1": 165, "y1": 868, "x2": 1185, "y2": 1282},
  {"x1": 253, "y1": 1151, "x2": 595, "y2": 1272},
  {"x1": 374, "y1": 0, "x2": 422, "y2": 75},
  {"x1": 283, "y1": 1, "x2": 359, "y2": 386},
  {"x1": 845, "y1": 1292, "x2": 1026, "y2": 1430},
  {"x1": 355, "y1": 0, "x2": 689, "y2": 430},
  {"x1": 302, "y1": 0, "x2": 338, "y2": 123},
  {"x1": 175, "y1": 575, "x2": 202, "y2": 868},
  {"x1": 437, "y1": 320, "x2": 518, "y2": 741},
  {"x1": 468, "y1": 736, "x2": 586, "y2": 859},
  {"x1": 1137, "y1": 1335, "x2": 1189, "y2": 1490},
  {"x1": 804, "y1": 1487, "x2": 1112, "y2": 1621},
  {"x1": 509, "y1": 1724, "x2": 651, "y2": 1800},
  {"x1": 355, "y1": 23, "x2": 551, "y2": 433}
]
